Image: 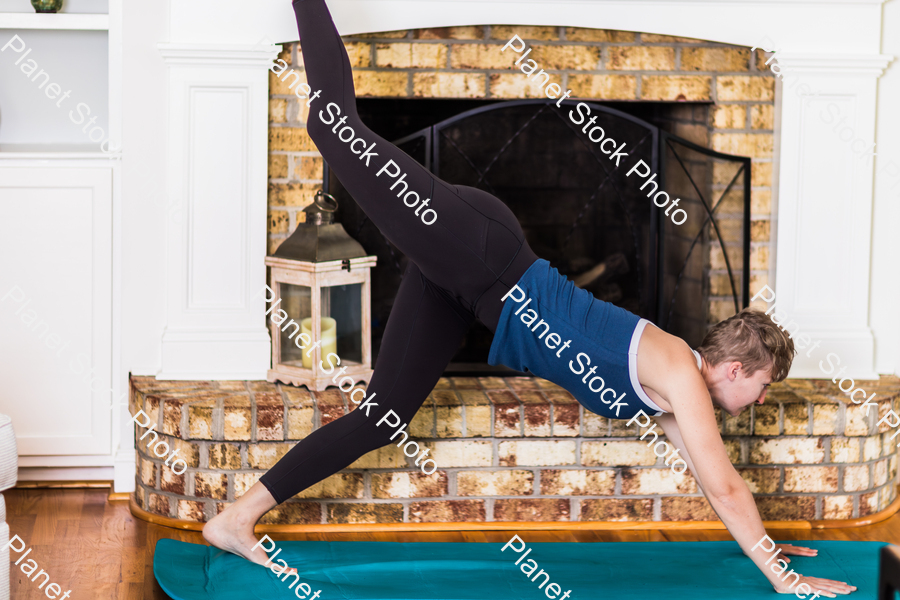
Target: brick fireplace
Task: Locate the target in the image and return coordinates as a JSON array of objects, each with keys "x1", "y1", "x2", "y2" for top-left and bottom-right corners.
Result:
[
  {"x1": 127, "y1": 23, "x2": 900, "y2": 527},
  {"x1": 267, "y1": 26, "x2": 776, "y2": 330}
]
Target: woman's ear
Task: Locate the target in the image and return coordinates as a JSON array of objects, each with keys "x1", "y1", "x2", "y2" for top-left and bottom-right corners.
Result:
[{"x1": 728, "y1": 361, "x2": 743, "y2": 381}]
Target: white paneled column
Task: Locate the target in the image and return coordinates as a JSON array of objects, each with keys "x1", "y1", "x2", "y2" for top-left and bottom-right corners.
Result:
[
  {"x1": 773, "y1": 54, "x2": 892, "y2": 379},
  {"x1": 157, "y1": 44, "x2": 279, "y2": 379}
]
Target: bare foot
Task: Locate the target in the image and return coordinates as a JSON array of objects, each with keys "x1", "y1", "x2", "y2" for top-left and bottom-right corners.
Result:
[{"x1": 202, "y1": 506, "x2": 297, "y2": 576}]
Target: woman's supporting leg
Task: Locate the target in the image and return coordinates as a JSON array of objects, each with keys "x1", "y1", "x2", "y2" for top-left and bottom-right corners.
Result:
[
  {"x1": 202, "y1": 264, "x2": 473, "y2": 559},
  {"x1": 290, "y1": 0, "x2": 537, "y2": 328},
  {"x1": 257, "y1": 263, "x2": 473, "y2": 501}
]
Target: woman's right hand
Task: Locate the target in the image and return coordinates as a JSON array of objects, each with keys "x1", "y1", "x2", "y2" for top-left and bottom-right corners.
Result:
[{"x1": 773, "y1": 574, "x2": 857, "y2": 597}]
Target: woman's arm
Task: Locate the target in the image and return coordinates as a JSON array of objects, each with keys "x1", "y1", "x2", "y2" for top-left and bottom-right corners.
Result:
[
  {"x1": 656, "y1": 413, "x2": 814, "y2": 561},
  {"x1": 656, "y1": 392, "x2": 783, "y2": 586},
  {"x1": 656, "y1": 389, "x2": 855, "y2": 596}
]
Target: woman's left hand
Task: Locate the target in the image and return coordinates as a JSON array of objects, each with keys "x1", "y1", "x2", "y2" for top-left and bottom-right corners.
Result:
[{"x1": 774, "y1": 543, "x2": 819, "y2": 563}]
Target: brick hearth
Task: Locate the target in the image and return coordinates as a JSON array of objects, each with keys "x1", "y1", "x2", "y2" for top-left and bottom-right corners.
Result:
[{"x1": 130, "y1": 375, "x2": 900, "y2": 525}]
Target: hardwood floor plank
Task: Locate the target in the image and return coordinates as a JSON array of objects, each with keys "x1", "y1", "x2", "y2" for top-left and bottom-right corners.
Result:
[
  {"x1": 53, "y1": 518, "x2": 83, "y2": 545},
  {"x1": 144, "y1": 546, "x2": 169, "y2": 600},
  {"x1": 6, "y1": 489, "x2": 41, "y2": 517},
  {"x1": 7, "y1": 512, "x2": 37, "y2": 546},
  {"x1": 117, "y1": 581, "x2": 144, "y2": 600},
  {"x1": 100, "y1": 501, "x2": 138, "y2": 550},
  {"x1": 11, "y1": 544, "x2": 68, "y2": 600},
  {"x1": 56, "y1": 488, "x2": 88, "y2": 521},
  {"x1": 122, "y1": 547, "x2": 146, "y2": 583},
  {"x1": 30, "y1": 492, "x2": 61, "y2": 546}
]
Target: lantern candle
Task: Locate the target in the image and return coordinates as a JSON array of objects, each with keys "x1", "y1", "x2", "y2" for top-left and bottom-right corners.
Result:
[{"x1": 300, "y1": 317, "x2": 337, "y2": 369}]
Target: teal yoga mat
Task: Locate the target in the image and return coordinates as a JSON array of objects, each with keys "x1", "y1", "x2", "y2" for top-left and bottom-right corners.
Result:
[{"x1": 154, "y1": 538, "x2": 886, "y2": 600}]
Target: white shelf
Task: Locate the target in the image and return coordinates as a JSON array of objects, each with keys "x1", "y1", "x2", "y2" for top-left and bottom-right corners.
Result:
[
  {"x1": 0, "y1": 143, "x2": 118, "y2": 159},
  {"x1": 0, "y1": 12, "x2": 108, "y2": 30}
]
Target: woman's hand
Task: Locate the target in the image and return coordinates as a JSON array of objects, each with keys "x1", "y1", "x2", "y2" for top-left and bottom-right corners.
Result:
[
  {"x1": 744, "y1": 542, "x2": 816, "y2": 563},
  {"x1": 773, "y1": 543, "x2": 818, "y2": 563},
  {"x1": 767, "y1": 544, "x2": 856, "y2": 596},
  {"x1": 773, "y1": 574, "x2": 856, "y2": 597}
]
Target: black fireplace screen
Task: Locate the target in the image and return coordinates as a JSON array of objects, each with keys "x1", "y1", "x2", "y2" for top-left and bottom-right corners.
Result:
[{"x1": 327, "y1": 99, "x2": 751, "y2": 372}]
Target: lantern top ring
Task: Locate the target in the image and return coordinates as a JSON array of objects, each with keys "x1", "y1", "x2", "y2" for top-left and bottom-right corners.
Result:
[{"x1": 314, "y1": 190, "x2": 339, "y2": 212}]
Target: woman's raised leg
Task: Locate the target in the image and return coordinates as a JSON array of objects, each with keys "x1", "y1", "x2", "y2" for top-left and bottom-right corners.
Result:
[{"x1": 291, "y1": 0, "x2": 535, "y2": 320}]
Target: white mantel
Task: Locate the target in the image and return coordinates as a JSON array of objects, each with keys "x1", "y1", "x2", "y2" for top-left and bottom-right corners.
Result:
[{"x1": 170, "y1": 0, "x2": 885, "y2": 53}]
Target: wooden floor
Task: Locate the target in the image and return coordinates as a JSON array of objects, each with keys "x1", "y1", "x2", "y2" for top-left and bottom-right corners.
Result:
[{"x1": 6, "y1": 488, "x2": 900, "y2": 599}]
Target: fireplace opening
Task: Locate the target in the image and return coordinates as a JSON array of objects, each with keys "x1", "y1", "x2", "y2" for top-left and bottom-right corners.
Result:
[{"x1": 327, "y1": 99, "x2": 750, "y2": 374}]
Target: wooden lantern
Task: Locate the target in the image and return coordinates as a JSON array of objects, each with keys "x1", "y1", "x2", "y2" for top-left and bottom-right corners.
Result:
[{"x1": 265, "y1": 192, "x2": 376, "y2": 390}]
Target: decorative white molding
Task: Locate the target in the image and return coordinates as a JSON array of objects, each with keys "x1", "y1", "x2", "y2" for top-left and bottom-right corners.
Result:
[
  {"x1": 774, "y1": 53, "x2": 894, "y2": 75},
  {"x1": 773, "y1": 57, "x2": 884, "y2": 379},
  {"x1": 157, "y1": 44, "x2": 277, "y2": 380},
  {"x1": 160, "y1": 328, "x2": 274, "y2": 380},
  {"x1": 870, "y1": 1, "x2": 900, "y2": 376},
  {"x1": 158, "y1": 43, "x2": 282, "y2": 67},
  {"x1": 170, "y1": 0, "x2": 886, "y2": 54},
  {"x1": 770, "y1": 51, "x2": 892, "y2": 379}
]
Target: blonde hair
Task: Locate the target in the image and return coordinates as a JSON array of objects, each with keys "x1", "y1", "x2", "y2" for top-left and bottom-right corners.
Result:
[{"x1": 697, "y1": 308, "x2": 796, "y2": 381}]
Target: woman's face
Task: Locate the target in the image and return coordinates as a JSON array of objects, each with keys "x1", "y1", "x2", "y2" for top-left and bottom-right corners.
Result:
[{"x1": 712, "y1": 364, "x2": 772, "y2": 417}]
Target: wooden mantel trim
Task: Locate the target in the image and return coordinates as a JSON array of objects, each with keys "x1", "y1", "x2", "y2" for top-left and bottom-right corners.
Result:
[{"x1": 129, "y1": 487, "x2": 900, "y2": 533}]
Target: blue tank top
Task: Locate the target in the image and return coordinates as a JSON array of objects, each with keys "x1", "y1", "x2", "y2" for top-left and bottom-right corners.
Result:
[{"x1": 488, "y1": 259, "x2": 666, "y2": 420}]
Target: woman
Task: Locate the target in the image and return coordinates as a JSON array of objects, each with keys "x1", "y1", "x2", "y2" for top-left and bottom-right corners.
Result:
[{"x1": 203, "y1": 0, "x2": 856, "y2": 595}]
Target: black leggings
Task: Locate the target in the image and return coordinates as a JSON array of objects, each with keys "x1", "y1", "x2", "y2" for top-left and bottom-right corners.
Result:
[{"x1": 259, "y1": 0, "x2": 538, "y2": 504}]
